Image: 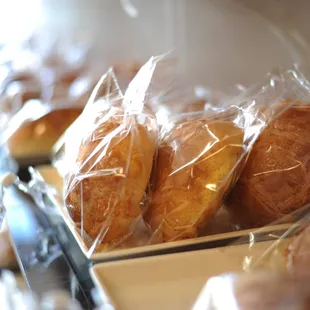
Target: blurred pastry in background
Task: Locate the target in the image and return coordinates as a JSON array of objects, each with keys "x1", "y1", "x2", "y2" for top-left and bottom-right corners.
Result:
[
  {"x1": 227, "y1": 103, "x2": 310, "y2": 228},
  {"x1": 1, "y1": 70, "x2": 40, "y2": 90},
  {"x1": 144, "y1": 119, "x2": 244, "y2": 242},
  {"x1": 8, "y1": 107, "x2": 82, "y2": 160},
  {"x1": 181, "y1": 99, "x2": 206, "y2": 113},
  {"x1": 112, "y1": 61, "x2": 141, "y2": 90},
  {"x1": 1, "y1": 81, "x2": 42, "y2": 112}
]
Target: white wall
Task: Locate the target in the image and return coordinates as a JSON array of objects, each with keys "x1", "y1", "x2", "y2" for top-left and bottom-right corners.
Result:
[{"x1": 1, "y1": 0, "x2": 310, "y2": 90}]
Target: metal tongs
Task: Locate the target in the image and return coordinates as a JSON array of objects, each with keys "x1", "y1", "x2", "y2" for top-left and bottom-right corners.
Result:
[{"x1": 0, "y1": 172, "x2": 96, "y2": 309}]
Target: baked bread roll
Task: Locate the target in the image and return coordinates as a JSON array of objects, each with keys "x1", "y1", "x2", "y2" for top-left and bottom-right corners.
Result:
[
  {"x1": 8, "y1": 108, "x2": 82, "y2": 160},
  {"x1": 227, "y1": 104, "x2": 310, "y2": 228},
  {"x1": 144, "y1": 119, "x2": 244, "y2": 242},
  {"x1": 65, "y1": 113, "x2": 156, "y2": 247}
]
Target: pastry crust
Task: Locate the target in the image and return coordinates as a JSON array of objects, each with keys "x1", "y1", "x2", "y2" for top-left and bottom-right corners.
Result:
[
  {"x1": 144, "y1": 119, "x2": 244, "y2": 242},
  {"x1": 227, "y1": 104, "x2": 310, "y2": 228},
  {"x1": 66, "y1": 116, "x2": 156, "y2": 246}
]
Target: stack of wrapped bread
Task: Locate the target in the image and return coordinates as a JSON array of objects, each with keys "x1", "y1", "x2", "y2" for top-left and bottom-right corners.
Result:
[{"x1": 61, "y1": 55, "x2": 310, "y2": 253}]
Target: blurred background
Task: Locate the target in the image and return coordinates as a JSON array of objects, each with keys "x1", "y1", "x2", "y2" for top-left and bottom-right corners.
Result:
[{"x1": 1, "y1": 0, "x2": 310, "y2": 90}]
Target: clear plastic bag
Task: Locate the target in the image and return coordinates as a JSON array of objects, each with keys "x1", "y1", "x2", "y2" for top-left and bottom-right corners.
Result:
[
  {"x1": 147, "y1": 83, "x2": 230, "y2": 128},
  {"x1": 0, "y1": 36, "x2": 96, "y2": 162},
  {"x1": 62, "y1": 54, "x2": 174, "y2": 254},
  {"x1": 226, "y1": 66, "x2": 310, "y2": 230},
  {"x1": 143, "y1": 67, "x2": 310, "y2": 244},
  {"x1": 1, "y1": 99, "x2": 83, "y2": 161},
  {"x1": 58, "y1": 63, "x2": 310, "y2": 253},
  {"x1": 193, "y1": 270, "x2": 310, "y2": 310},
  {"x1": 0, "y1": 34, "x2": 153, "y2": 163},
  {"x1": 220, "y1": 204, "x2": 310, "y2": 274},
  {"x1": 144, "y1": 106, "x2": 254, "y2": 243}
]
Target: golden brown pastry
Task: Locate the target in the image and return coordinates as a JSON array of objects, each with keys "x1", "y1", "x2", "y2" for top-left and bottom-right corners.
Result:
[
  {"x1": 144, "y1": 119, "x2": 244, "y2": 242},
  {"x1": 65, "y1": 113, "x2": 156, "y2": 248},
  {"x1": 227, "y1": 104, "x2": 310, "y2": 228},
  {"x1": 8, "y1": 108, "x2": 82, "y2": 160}
]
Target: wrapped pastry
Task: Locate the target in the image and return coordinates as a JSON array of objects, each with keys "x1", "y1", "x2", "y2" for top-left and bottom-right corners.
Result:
[
  {"x1": 145, "y1": 67, "x2": 310, "y2": 243},
  {"x1": 64, "y1": 56, "x2": 164, "y2": 253},
  {"x1": 1, "y1": 97, "x2": 83, "y2": 162},
  {"x1": 66, "y1": 112, "x2": 156, "y2": 245},
  {"x1": 194, "y1": 271, "x2": 310, "y2": 310},
  {"x1": 8, "y1": 107, "x2": 82, "y2": 160},
  {"x1": 113, "y1": 61, "x2": 141, "y2": 88},
  {"x1": 144, "y1": 116, "x2": 244, "y2": 242},
  {"x1": 227, "y1": 103, "x2": 310, "y2": 228}
]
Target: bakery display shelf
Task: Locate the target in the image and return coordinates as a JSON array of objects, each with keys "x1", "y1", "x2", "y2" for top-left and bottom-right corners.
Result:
[
  {"x1": 90, "y1": 235, "x2": 292, "y2": 310},
  {"x1": 36, "y1": 165, "x2": 301, "y2": 263}
]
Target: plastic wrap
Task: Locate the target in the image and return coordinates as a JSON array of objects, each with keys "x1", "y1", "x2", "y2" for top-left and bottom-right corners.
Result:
[
  {"x1": 1, "y1": 99, "x2": 83, "y2": 162},
  {"x1": 0, "y1": 34, "x2": 148, "y2": 164},
  {"x1": 54, "y1": 62, "x2": 310, "y2": 255},
  {"x1": 201, "y1": 67, "x2": 310, "y2": 275},
  {"x1": 193, "y1": 270, "x2": 310, "y2": 310},
  {"x1": 144, "y1": 67, "x2": 310, "y2": 244},
  {"x1": 0, "y1": 37, "x2": 95, "y2": 163},
  {"x1": 62, "y1": 54, "x2": 174, "y2": 255},
  {"x1": 216, "y1": 203, "x2": 310, "y2": 277},
  {"x1": 226, "y1": 66, "x2": 310, "y2": 230},
  {"x1": 147, "y1": 83, "x2": 235, "y2": 128}
]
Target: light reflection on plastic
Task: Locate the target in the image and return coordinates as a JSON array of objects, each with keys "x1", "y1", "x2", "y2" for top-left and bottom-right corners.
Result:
[
  {"x1": 193, "y1": 274, "x2": 239, "y2": 310},
  {"x1": 249, "y1": 232, "x2": 254, "y2": 247},
  {"x1": 243, "y1": 256, "x2": 252, "y2": 271},
  {"x1": 120, "y1": 0, "x2": 139, "y2": 18},
  {"x1": 205, "y1": 183, "x2": 217, "y2": 192},
  {"x1": 0, "y1": 0, "x2": 43, "y2": 44}
]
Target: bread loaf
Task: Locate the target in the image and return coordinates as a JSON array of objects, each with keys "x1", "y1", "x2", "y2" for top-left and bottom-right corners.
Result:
[
  {"x1": 8, "y1": 108, "x2": 82, "y2": 159},
  {"x1": 227, "y1": 104, "x2": 310, "y2": 228},
  {"x1": 66, "y1": 115, "x2": 156, "y2": 247},
  {"x1": 144, "y1": 119, "x2": 244, "y2": 242}
]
